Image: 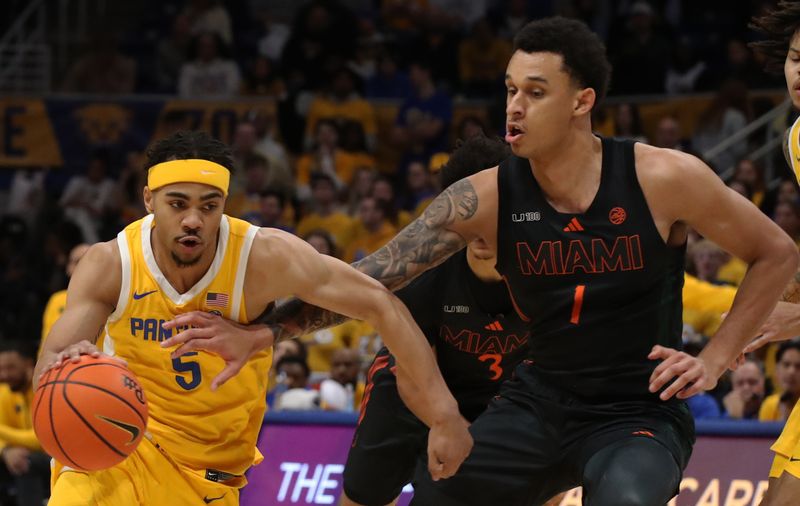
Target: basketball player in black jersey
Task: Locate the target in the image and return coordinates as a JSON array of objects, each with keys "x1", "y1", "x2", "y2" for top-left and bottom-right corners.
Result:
[
  {"x1": 163, "y1": 17, "x2": 798, "y2": 505},
  {"x1": 342, "y1": 136, "x2": 534, "y2": 506}
]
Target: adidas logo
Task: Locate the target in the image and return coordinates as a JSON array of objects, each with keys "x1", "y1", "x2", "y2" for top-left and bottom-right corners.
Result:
[
  {"x1": 485, "y1": 320, "x2": 504, "y2": 331},
  {"x1": 563, "y1": 217, "x2": 584, "y2": 232}
]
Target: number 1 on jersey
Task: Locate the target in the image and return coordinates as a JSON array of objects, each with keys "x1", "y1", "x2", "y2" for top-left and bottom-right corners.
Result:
[{"x1": 570, "y1": 285, "x2": 585, "y2": 325}]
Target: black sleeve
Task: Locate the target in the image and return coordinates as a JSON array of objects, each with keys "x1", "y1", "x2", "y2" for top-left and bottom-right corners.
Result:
[{"x1": 394, "y1": 266, "x2": 445, "y2": 344}]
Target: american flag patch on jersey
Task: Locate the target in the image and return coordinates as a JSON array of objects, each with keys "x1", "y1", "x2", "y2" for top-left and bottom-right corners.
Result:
[{"x1": 206, "y1": 292, "x2": 229, "y2": 307}]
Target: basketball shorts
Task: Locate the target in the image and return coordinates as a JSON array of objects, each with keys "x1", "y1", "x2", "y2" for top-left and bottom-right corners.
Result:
[
  {"x1": 49, "y1": 435, "x2": 243, "y2": 506},
  {"x1": 769, "y1": 401, "x2": 800, "y2": 479},
  {"x1": 410, "y1": 363, "x2": 695, "y2": 506},
  {"x1": 343, "y1": 356, "x2": 428, "y2": 505}
]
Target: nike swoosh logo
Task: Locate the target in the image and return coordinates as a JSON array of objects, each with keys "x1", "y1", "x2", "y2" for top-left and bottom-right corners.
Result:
[
  {"x1": 204, "y1": 493, "x2": 227, "y2": 504},
  {"x1": 132, "y1": 290, "x2": 157, "y2": 300},
  {"x1": 200, "y1": 170, "x2": 217, "y2": 175},
  {"x1": 97, "y1": 415, "x2": 140, "y2": 444}
]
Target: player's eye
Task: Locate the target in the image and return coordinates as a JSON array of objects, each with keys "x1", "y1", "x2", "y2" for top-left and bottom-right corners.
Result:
[{"x1": 170, "y1": 201, "x2": 185, "y2": 209}]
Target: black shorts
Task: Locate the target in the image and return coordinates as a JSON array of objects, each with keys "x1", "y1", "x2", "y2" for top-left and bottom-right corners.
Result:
[
  {"x1": 411, "y1": 363, "x2": 695, "y2": 506},
  {"x1": 343, "y1": 356, "x2": 428, "y2": 505}
]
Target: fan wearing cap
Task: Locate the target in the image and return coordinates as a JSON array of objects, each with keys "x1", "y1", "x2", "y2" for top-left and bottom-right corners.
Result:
[{"x1": 34, "y1": 130, "x2": 471, "y2": 506}]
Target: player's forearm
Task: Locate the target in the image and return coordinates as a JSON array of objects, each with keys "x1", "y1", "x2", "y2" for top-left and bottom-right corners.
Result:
[
  {"x1": 701, "y1": 248, "x2": 799, "y2": 375},
  {"x1": 373, "y1": 300, "x2": 459, "y2": 423},
  {"x1": 259, "y1": 297, "x2": 350, "y2": 343},
  {"x1": 396, "y1": 364, "x2": 440, "y2": 427}
]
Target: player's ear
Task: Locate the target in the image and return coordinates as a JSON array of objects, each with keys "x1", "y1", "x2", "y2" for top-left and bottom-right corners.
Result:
[
  {"x1": 143, "y1": 187, "x2": 154, "y2": 214},
  {"x1": 573, "y1": 87, "x2": 596, "y2": 117}
]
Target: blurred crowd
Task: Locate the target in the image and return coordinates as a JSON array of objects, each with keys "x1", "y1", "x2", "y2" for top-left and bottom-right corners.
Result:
[{"x1": 0, "y1": 2, "x2": 799, "y2": 477}]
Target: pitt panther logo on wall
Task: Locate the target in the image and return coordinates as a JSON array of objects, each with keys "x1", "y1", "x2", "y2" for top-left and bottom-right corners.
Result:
[{"x1": 73, "y1": 104, "x2": 131, "y2": 144}]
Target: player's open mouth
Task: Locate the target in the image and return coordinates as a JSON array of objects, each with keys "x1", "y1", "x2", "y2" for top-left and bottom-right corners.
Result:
[
  {"x1": 506, "y1": 124, "x2": 525, "y2": 143},
  {"x1": 177, "y1": 236, "x2": 202, "y2": 251}
]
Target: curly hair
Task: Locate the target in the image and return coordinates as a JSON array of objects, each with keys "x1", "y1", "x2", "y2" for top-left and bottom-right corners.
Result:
[
  {"x1": 750, "y1": 1, "x2": 800, "y2": 74},
  {"x1": 144, "y1": 130, "x2": 234, "y2": 172},
  {"x1": 439, "y1": 134, "x2": 511, "y2": 188},
  {"x1": 513, "y1": 17, "x2": 611, "y2": 102}
]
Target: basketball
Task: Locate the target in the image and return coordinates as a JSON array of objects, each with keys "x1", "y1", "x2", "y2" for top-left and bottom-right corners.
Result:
[{"x1": 33, "y1": 355, "x2": 148, "y2": 471}]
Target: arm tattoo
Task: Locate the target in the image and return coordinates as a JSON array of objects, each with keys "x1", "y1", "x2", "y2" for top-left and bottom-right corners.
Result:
[
  {"x1": 258, "y1": 179, "x2": 479, "y2": 340},
  {"x1": 782, "y1": 269, "x2": 800, "y2": 303}
]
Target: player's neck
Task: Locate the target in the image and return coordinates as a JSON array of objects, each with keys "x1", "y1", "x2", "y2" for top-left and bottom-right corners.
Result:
[
  {"x1": 466, "y1": 249, "x2": 502, "y2": 282},
  {"x1": 528, "y1": 132, "x2": 602, "y2": 214},
  {"x1": 151, "y1": 232, "x2": 219, "y2": 294}
]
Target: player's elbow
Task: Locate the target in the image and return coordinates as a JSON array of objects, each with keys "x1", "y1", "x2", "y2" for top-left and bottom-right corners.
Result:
[
  {"x1": 361, "y1": 286, "x2": 404, "y2": 329},
  {"x1": 770, "y1": 234, "x2": 800, "y2": 278}
]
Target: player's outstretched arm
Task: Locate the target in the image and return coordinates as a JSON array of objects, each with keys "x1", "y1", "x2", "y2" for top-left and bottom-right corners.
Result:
[
  {"x1": 33, "y1": 242, "x2": 123, "y2": 388},
  {"x1": 640, "y1": 146, "x2": 799, "y2": 400},
  {"x1": 163, "y1": 176, "x2": 485, "y2": 358}
]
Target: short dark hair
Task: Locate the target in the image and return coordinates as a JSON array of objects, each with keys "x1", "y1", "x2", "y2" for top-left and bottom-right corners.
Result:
[
  {"x1": 260, "y1": 189, "x2": 286, "y2": 208},
  {"x1": 440, "y1": 134, "x2": 511, "y2": 188},
  {"x1": 750, "y1": 1, "x2": 800, "y2": 74},
  {"x1": 243, "y1": 153, "x2": 269, "y2": 170},
  {"x1": 513, "y1": 17, "x2": 611, "y2": 102},
  {"x1": 0, "y1": 340, "x2": 37, "y2": 361},
  {"x1": 145, "y1": 130, "x2": 234, "y2": 172},
  {"x1": 309, "y1": 172, "x2": 336, "y2": 190},
  {"x1": 777, "y1": 340, "x2": 800, "y2": 363},
  {"x1": 276, "y1": 355, "x2": 310, "y2": 379}
]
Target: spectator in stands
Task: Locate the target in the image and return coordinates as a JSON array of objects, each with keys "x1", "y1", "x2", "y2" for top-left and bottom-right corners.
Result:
[
  {"x1": 732, "y1": 158, "x2": 768, "y2": 209},
  {"x1": 345, "y1": 167, "x2": 377, "y2": 216},
  {"x1": 458, "y1": 18, "x2": 512, "y2": 97},
  {"x1": 691, "y1": 79, "x2": 751, "y2": 173},
  {"x1": 59, "y1": 152, "x2": 117, "y2": 244},
  {"x1": 339, "y1": 121, "x2": 377, "y2": 170},
  {"x1": 400, "y1": 160, "x2": 437, "y2": 213},
  {"x1": 227, "y1": 154, "x2": 269, "y2": 218},
  {"x1": 116, "y1": 150, "x2": 148, "y2": 226},
  {"x1": 62, "y1": 31, "x2": 136, "y2": 94},
  {"x1": 231, "y1": 121, "x2": 292, "y2": 196},
  {"x1": 249, "y1": 110, "x2": 291, "y2": 177},
  {"x1": 41, "y1": 243, "x2": 90, "y2": 350},
  {"x1": 365, "y1": 51, "x2": 412, "y2": 99},
  {"x1": 242, "y1": 190, "x2": 293, "y2": 233},
  {"x1": 687, "y1": 239, "x2": 730, "y2": 286},
  {"x1": 304, "y1": 67, "x2": 377, "y2": 152},
  {"x1": 720, "y1": 39, "x2": 773, "y2": 90},
  {"x1": 457, "y1": 115, "x2": 487, "y2": 141},
  {"x1": 392, "y1": 60, "x2": 453, "y2": 162},
  {"x1": 777, "y1": 177, "x2": 800, "y2": 205},
  {"x1": 652, "y1": 115, "x2": 690, "y2": 152},
  {"x1": 723, "y1": 359, "x2": 766, "y2": 420},
  {"x1": 296, "y1": 173, "x2": 355, "y2": 251},
  {"x1": 257, "y1": 13, "x2": 291, "y2": 62},
  {"x1": 664, "y1": 36, "x2": 709, "y2": 95},
  {"x1": 607, "y1": 1, "x2": 671, "y2": 95},
  {"x1": 727, "y1": 179, "x2": 753, "y2": 200},
  {"x1": 773, "y1": 200, "x2": 800, "y2": 247},
  {"x1": 344, "y1": 196, "x2": 397, "y2": 263},
  {"x1": 304, "y1": 230, "x2": 339, "y2": 259},
  {"x1": 297, "y1": 120, "x2": 366, "y2": 195},
  {"x1": 242, "y1": 56, "x2": 287, "y2": 98},
  {"x1": 319, "y1": 348, "x2": 365, "y2": 412},
  {"x1": 178, "y1": 32, "x2": 241, "y2": 98},
  {"x1": 6, "y1": 169, "x2": 45, "y2": 231},
  {"x1": 613, "y1": 103, "x2": 648, "y2": 143},
  {"x1": 269, "y1": 356, "x2": 318, "y2": 411},
  {"x1": 155, "y1": 14, "x2": 192, "y2": 92},
  {"x1": 495, "y1": 0, "x2": 532, "y2": 40},
  {"x1": 0, "y1": 341, "x2": 50, "y2": 506},
  {"x1": 760, "y1": 341, "x2": 800, "y2": 421},
  {"x1": 181, "y1": 0, "x2": 233, "y2": 45},
  {"x1": 428, "y1": 0, "x2": 489, "y2": 31}
]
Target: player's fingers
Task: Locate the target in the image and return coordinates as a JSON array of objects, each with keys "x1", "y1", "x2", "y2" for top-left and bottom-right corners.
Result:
[
  {"x1": 743, "y1": 335, "x2": 771, "y2": 354},
  {"x1": 210, "y1": 361, "x2": 244, "y2": 391},
  {"x1": 660, "y1": 365, "x2": 701, "y2": 401},
  {"x1": 649, "y1": 360, "x2": 690, "y2": 393},
  {"x1": 647, "y1": 345, "x2": 675, "y2": 361},
  {"x1": 676, "y1": 376, "x2": 709, "y2": 400},
  {"x1": 162, "y1": 311, "x2": 213, "y2": 330},
  {"x1": 161, "y1": 326, "x2": 214, "y2": 348},
  {"x1": 649, "y1": 352, "x2": 683, "y2": 384},
  {"x1": 170, "y1": 337, "x2": 209, "y2": 358}
]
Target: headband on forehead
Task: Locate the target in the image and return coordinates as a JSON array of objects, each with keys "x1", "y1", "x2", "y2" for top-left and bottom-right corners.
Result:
[{"x1": 147, "y1": 159, "x2": 230, "y2": 196}]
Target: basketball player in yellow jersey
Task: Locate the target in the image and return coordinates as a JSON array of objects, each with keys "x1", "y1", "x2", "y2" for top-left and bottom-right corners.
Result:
[
  {"x1": 748, "y1": 4, "x2": 800, "y2": 504},
  {"x1": 33, "y1": 131, "x2": 471, "y2": 506}
]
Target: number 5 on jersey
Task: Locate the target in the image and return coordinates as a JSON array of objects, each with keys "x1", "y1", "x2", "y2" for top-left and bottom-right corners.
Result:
[{"x1": 173, "y1": 352, "x2": 201, "y2": 390}]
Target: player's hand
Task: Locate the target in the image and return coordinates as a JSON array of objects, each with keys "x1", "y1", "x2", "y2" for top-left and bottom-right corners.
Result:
[
  {"x1": 728, "y1": 352, "x2": 746, "y2": 371},
  {"x1": 427, "y1": 414, "x2": 473, "y2": 481},
  {"x1": 743, "y1": 301, "x2": 800, "y2": 354},
  {"x1": 161, "y1": 311, "x2": 274, "y2": 390},
  {"x1": 648, "y1": 345, "x2": 717, "y2": 401},
  {"x1": 2, "y1": 447, "x2": 30, "y2": 476},
  {"x1": 41, "y1": 340, "x2": 126, "y2": 375}
]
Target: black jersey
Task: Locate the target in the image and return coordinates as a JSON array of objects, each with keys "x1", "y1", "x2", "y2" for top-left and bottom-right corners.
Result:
[
  {"x1": 389, "y1": 250, "x2": 530, "y2": 420},
  {"x1": 495, "y1": 137, "x2": 685, "y2": 401}
]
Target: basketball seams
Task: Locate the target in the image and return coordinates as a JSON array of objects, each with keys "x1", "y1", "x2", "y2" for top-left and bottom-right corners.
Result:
[
  {"x1": 41, "y1": 379, "x2": 147, "y2": 426},
  {"x1": 47, "y1": 365, "x2": 81, "y2": 469},
  {"x1": 61, "y1": 383, "x2": 129, "y2": 460}
]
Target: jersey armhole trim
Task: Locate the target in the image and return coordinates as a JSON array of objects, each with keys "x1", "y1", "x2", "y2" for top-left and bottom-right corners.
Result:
[
  {"x1": 108, "y1": 230, "x2": 131, "y2": 322},
  {"x1": 230, "y1": 225, "x2": 259, "y2": 322}
]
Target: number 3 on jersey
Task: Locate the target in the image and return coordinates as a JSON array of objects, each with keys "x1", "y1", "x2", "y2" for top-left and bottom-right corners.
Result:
[
  {"x1": 173, "y1": 352, "x2": 201, "y2": 390},
  {"x1": 478, "y1": 353, "x2": 503, "y2": 381}
]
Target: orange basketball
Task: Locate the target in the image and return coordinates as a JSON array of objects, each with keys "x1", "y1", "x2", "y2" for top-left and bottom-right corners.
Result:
[{"x1": 33, "y1": 355, "x2": 148, "y2": 471}]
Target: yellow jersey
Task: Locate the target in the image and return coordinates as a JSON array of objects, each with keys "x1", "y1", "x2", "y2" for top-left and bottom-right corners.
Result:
[
  {"x1": 0, "y1": 384, "x2": 38, "y2": 452},
  {"x1": 104, "y1": 214, "x2": 272, "y2": 475},
  {"x1": 41, "y1": 290, "x2": 68, "y2": 357}
]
